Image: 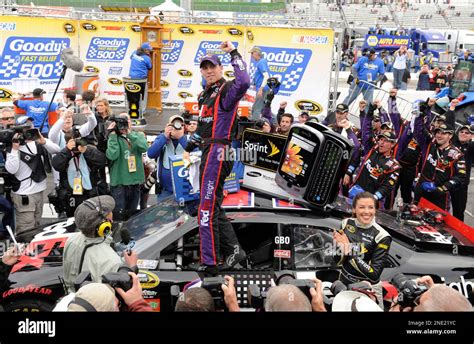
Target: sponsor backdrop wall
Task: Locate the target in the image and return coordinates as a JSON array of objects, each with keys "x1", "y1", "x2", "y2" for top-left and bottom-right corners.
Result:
[{"x1": 0, "y1": 16, "x2": 333, "y2": 116}]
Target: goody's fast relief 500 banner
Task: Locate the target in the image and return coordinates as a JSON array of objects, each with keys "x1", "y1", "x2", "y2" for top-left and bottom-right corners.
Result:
[
  {"x1": 0, "y1": 16, "x2": 140, "y2": 105},
  {"x1": 160, "y1": 24, "x2": 334, "y2": 117}
]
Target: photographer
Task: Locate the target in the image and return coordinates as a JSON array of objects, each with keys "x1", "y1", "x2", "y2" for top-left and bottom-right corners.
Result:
[
  {"x1": 63, "y1": 195, "x2": 138, "y2": 292},
  {"x1": 390, "y1": 275, "x2": 472, "y2": 312},
  {"x1": 106, "y1": 113, "x2": 148, "y2": 220},
  {"x1": 5, "y1": 116, "x2": 60, "y2": 233},
  {"x1": 147, "y1": 115, "x2": 188, "y2": 201},
  {"x1": 52, "y1": 134, "x2": 106, "y2": 217}
]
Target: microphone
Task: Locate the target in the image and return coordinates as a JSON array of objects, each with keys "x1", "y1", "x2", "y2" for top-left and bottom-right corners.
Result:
[
  {"x1": 113, "y1": 228, "x2": 135, "y2": 255},
  {"x1": 60, "y1": 48, "x2": 84, "y2": 73}
]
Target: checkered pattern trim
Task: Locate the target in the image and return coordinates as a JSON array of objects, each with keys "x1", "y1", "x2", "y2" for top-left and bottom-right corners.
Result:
[
  {"x1": 0, "y1": 55, "x2": 20, "y2": 78},
  {"x1": 281, "y1": 67, "x2": 303, "y2": 90}
]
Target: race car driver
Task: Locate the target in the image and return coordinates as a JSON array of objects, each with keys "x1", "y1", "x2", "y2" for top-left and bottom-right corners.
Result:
[{"x1": 183, "y1": 41, "x2": 250, "y2": 273}]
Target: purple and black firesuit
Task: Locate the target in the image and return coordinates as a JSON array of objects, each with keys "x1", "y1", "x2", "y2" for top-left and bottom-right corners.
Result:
[{"x1": 185, "y1": 50, "x2": 250, "y2": 266}]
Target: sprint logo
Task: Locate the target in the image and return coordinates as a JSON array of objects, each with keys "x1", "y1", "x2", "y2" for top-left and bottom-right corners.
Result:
[{"x1": 268, "y1": 140, "x2": 280, "y2": 157}]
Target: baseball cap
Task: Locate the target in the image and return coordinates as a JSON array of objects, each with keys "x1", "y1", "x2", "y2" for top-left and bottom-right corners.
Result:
[
  {"x1": 249, "y1": 47, "x2": 262, "y2": 54},
  {"x1": 67, "y1": 283, "x2": 117, "y2": 312},
  {"x1": 199, "y1": 54, "x2": 221, "y2": 68},
  {"x1": 74, "y1": 195, "x2": 115, "y2": 232},
  {"x1": 32, "y1": 88, "x2": 46, "y2": 97},
  {"x1": 169, "y1": 115, "x2": 184, "y2": 124},
  {"x1": 15, "y1": 115, "x2": 34, "y2": 126},
  {"x1": 336, "y1": 103, "x2": 349, "y2": 112},
  {"x1": 459, "y1": 124, "x2": 474, "y2": 133},
  {"x1": 141, "y1": 42, "x2": 153, "y2": 51},
  {"x1": 368, "y1": 48, "x2": 376, "y2": 55},
  {"x1": 332, "y1": 291, "x2": 382, "y2": 312},
  {"x1": 299, "y1": 111, "x2": 310, "y2": 117},
  {"x1": 377, "y1": 131, "x2": 397, "y2": 142},
  {"x1": 381, "y1": 121, "x2": 394, "y2": 130},
  {"x1": 435, "y1": 114, "x2": 446, "y2": 122},
  {"x1": 434, "y1": 123, "x2": 454, "y2": 134}
]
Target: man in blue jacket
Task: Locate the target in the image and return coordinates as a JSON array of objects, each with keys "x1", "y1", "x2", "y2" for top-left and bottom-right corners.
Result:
[{"x1": 129, "y1": 42, "x2": 153, "y2": 79}]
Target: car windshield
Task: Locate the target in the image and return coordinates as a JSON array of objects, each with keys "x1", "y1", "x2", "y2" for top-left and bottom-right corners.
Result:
[
  {"x1": 427, "y1": 42, "x2": 447, "y2": 51},
  {"x1": 122, "y1": 197, "x2": 192, "y2": 242}
]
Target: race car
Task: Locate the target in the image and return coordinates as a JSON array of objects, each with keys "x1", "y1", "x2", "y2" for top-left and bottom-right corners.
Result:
[{"x1": 2, "y1": 190, "x2": 473, "y2": 312}]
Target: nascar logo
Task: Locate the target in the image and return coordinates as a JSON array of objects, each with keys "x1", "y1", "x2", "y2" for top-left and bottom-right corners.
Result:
[
  {"x1": 0, "y1": 88, "x2": 12, "y2": 101},
  {"x1": 84, "y1": 65, "x2": 100, "y2": 73},
  {"x1": 125, "y1": 83, "x2": 141, "y2": 93},
  {"x1": 295, "y1": 100, "x2": 322, "y2": 114},
  {"x1": 82, "y1": 23, "x2": 97, "y2": 31},
  {"x1": 161, "y1": 80, "x2": 169, "y2": 87},
  {"x1": 108, "y1": 78, "x2": 123, "y2": 85},
  {"x1": 178, "y1": 69, "x2": 193, "y2": 77},
  {"x1": 130, "y1": 25, "x2": 141, "y2": 32},
  {"x1": 225, "y1": 71, "x2": 235, "y2": 78},
  {"x1": 227, "y1": 28, "x2": 243, "y2": 36},
  {"x1": 178, "y1": 92, "x2": 192, "y2": 99},
  {"x1": 63, "y1": 23, "x2": 75, "y2": 34},
  {"x1": 179, "y1": 26, "x2": 194, "y2": 34}
]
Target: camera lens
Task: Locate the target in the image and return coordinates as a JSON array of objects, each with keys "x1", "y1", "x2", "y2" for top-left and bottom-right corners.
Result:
[{"x1": 172, "y1": 121, "x2": 183, "y2": 130}]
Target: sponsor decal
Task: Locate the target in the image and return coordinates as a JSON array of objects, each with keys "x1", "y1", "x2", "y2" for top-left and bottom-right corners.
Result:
[
  {"x1": 0, "y1": 88, "x2": 13, "y2": 101},
  {"x1": 241, "y1": 129, "x2": 287, "y2": 171},
  {"x1": 250, "y1": 46, "x2": 312, "y2": 93},
  {"x1": 194, "y1": 41, "x2": 239, "y2": 65},
  {"x1": 345, "y1": 224, "x2": 356, "y2": 233},
  {"x1": 162, "y1": 90, "x2": 169, "y2": 99},
  {"x1": 130, "y1": 25, "x2": 141, "y2": 32},
  {"x1": 274, "y1": 249, "x2": 291, "y2": 259},
  {"x1": 81, "y1": 23, "x2": 97, "y2": 31},
  {"x1": 0, "y1": 37, "x2": 69, "y2": 80},
  {"x1": 12, "y1": 236, "x2": 69, "y2": 272},
  {"x1": 142, "y1": 290, "x2": 158, "y2": 298},
  {"x1": 178, "y1": 69, "x2": 193, "y2": 77},
  {"x1": 125, "y1": 83, "x2": 142, "y2": 93},
  {"x1": 366, "y1": 35, "x2": 379, "y2": 46},
  {"x1": 247, "y1": 30, "x2": 254, "y2": 41},
  {"x1": 101, "y1": 25, "x2": 125, "y2": 31},
  {"x1": 178, "y1": 92, "x2": 192, "y2": 99},
  {"x1": 366, "y1": 35, "x2": 410, "y2": 48},
  {"x1": 161, "y1": 40, "x2": 184, "y2": 64},
  {"x1": 63, "y1": 23, "x2": 75, "y2": 34},
  {"x1": 178, "y1": 80, "x2": 192, "y2": 89},
  {"x1": 3, "y1": 285, "x2": 52, "y2": 299},
  {"x1": 86, "y1": 37, "x2": 129, "y2": 62},
  {"x1": 0, "y1": 22, "x2": 16, "y2": 31},
  {"x1": 137, "y1": 259, "x2": 159, "y2": 270},
  {"x1": 224, "y1": 71, "x2": 235, "y2": 78},
  {"x1": 161, "y1": 68, "x2": 169, "y2": 77},
  {"x1": 246, "y1": 171, "x2": 262, "y2": 177},
  {"x1": 145, "y1": 298, "x2": 161, "y2": 312},
  {"x1": 138, "y1": 271, "x2": 160, "y2": 289},
  {"x1": 161, "y1": 80, "x2": 169, "y2": 87},
  {"x1": 179, "y1": 26, "x2": 194, "y2": 34},
  {"x1": 108, "y1": 77, "x2": 123, "y2": 86},
  {"x1": 84, "y1": 65, "x2": 100, "y2": 73},
  {"x1": 227, "y1": 28, "x2": 243, "y2": 36},
  {"x1": 294, "y1": 100, "x2": 323, "y2": 115},
  {"x1": 108, "y1": 66, "x2": 122, "y2": 75},
  {"x1": 292, "y1": 35, "x2": 329, "y2": 45},
  {"x1": 198, "y1": 29, "x2": 222, "y2": 34}
]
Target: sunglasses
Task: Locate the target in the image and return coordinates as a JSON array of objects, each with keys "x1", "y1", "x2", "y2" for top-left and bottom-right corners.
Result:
[{"x1": 1, "y1": 116, "x2": 15, "y2": 120}]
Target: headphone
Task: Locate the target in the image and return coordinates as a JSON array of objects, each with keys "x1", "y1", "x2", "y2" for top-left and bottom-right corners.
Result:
[{"x1": 82, "y1": 198, "x2": 112, "y2": 237}]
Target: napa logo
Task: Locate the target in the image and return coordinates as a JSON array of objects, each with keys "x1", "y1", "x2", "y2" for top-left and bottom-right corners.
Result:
[
  {"x1": 194, "y1": 41, "x2": 239, "y2": 65},
  {"x1": 267, "y1": 140, "x2": 280, "y2": 157},
  {"x1": 366, "y1": 35, "x2": 379, "y2": 47},
  {"x1": 295, "y1": 100, "x2": 323, "y2": 115},
  {"x1": 161, "y1": 40, "x2": 184, "y2": 65},
  {"x1": 0, "y1": 88, "x2": 13, "y2": 101},
  {"x1": 251, "y1": 46, "x2": 312, "y2": 93}
]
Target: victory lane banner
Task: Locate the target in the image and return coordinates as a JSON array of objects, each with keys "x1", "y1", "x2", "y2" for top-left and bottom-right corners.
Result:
[{"x1": 241, "y1": 129, "x2": 287, "y2": 172}]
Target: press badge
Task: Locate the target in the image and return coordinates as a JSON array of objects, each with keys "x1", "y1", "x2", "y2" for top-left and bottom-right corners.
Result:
[
  {"x1": 73, "y1": 173, "x2": 83, "y2": 195},
  {"x1": 128, "y1": 155, "x2": 137, "y2": 172}
]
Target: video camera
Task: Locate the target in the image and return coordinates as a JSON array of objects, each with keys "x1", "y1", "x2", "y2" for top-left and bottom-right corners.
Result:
[
  {"x1": 0, "y1": 126, "x2": 39, "y2": 147},
  {"x1": 391, "y1": 273, "x2": 428, "y2": 309},
  {"x1": 263, "y1": 77, "x2": 281, "y2": 107},
  {"x1": 110, "y1": 116, "x2": 129, "y2": 134},
  {"x1": 74, "y1": 270, "x2": 133, "y2": 293}
]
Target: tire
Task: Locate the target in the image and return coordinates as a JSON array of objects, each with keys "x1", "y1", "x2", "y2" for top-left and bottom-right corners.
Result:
[{"x1": 3, "y1": 298, "x2": 55, "y2": 312}]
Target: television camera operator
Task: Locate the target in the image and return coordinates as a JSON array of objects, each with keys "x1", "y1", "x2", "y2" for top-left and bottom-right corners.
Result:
[
  {"x1": 51, "y1": 133, "x2": 106, "y2": 217},
  {"x1": 5, "y1": 116, "x2": 60, "y2": 234}
]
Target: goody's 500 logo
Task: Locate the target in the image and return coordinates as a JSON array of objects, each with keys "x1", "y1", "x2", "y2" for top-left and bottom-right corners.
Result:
[
  {"x1": 161, "y1": 40, "x2": 184, "y2": 64},
  {"x1": 250, "y1": 46, "x2": 312, "y2": 94},
  {"x1": 0, "y1": 37, "x2": 69, "y2": 80},
  {"x1": 86, "y1": 37, "x2": 129, "y2": 62},
  {"x1": 194, "y1": 41, "x2": 239, "y2": 65}
]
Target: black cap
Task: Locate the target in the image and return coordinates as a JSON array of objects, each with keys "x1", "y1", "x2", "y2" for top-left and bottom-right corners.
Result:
[
  {"x1": 459, "y1": 124, "x2": 474, "y2": 133},
  {"x1": 435, "y1": 114, "x2": 446, "y2": 122},
  {"x1": 32, "y1": 88, "x2": 46, "y2": 97},
  {"x1": 299, "y1": 111, "x2": 309, "y2": 117},
  {"x1": 377, "y1": 131, "x2": 397, "y2": 142},
  {"x1": 336, "y1": 103, "x2": 349, "y2": 112},
  {"x1": 381, "y1": 121, "x2": 393, "y2": 130},
  {"x1": 434, "y1": 123, "x2": 454, "y2": 134},
  {"x1": 368, "y1": 48, "x2": 376, "y2": 55}
]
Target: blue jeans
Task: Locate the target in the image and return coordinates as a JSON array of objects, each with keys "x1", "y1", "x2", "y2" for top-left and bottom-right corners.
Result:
[
  {"x1": 110, "y1": 184, "x2": 140, "y2": 220},
  {"x1": 343, "y1": 84, "x2": 374, "y2": 107},
  {"x1": 393, "y1": 68, "x2": 404, "y2": 89}
]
